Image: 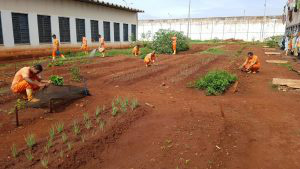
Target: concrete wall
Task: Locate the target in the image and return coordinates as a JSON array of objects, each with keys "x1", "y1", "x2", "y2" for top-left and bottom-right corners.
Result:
[
  {"x1": 139, "y1": 16, "x2": 285, "y2": 42},
  {"x1": 0, "y1": 0, "x2": 138, "y2": 48}
]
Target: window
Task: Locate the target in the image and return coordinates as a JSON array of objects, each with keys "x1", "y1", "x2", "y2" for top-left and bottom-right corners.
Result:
[
  {"x1": 38, "y1": 15, "x2": 52, "y2": 43},
  {"x1": 0, "y1": 12, "x2": 3, "y2": 44},
  {"x1": 103, "y1": 21, "x2": 111, "y2": 42},
  {"x1": 123, "y1": 24, "x2": 128, "y2": 42},
  {"x1": 131, "y1": 24, "x2": 137, "y2": 41},
  {"x1": 114, "y1": 22, "x2": 120, "y2": 42},
  {"x1": 76, "y1": 18, "x2": 85, "y2": 42},
  {"x1": 90, "y1": 20, "x2": 99, "y2": 42},
  {"x1": 59, "y1": 17, "x2": 70, "y2": 43},
  {"x1": 12, "y1": 13, "x2": 30, "y2": 44}
]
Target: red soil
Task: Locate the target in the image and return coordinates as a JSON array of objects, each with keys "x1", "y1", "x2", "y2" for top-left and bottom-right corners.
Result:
[{"x1": 0, "y1": 44, "x2": 300, "y2": 169}]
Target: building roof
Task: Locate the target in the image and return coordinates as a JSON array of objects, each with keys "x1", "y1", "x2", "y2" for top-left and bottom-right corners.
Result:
[{"x1": 76, "y1": 0, "x2": 144, "y2": 13}]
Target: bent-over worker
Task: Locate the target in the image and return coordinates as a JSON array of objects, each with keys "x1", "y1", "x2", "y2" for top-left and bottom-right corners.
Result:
[
  {"x1": 98, "y1": 34, "x2": 106, "y2": 57},
  {"x1": 132, "y1": 45, "x2": 141, "y2": 57},
  {"x1": 240, "y1": 52, "x2": 261, "y2": 74},
  {"x1": 144, "y1": 51, "x2": 156, "y2": 67}
]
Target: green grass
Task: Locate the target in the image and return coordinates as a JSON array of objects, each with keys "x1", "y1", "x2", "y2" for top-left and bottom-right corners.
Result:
[
  {"x1": 11, "y1": 144, "x2": 18, "y2": 158},
  {"x1": 61, "y1": 133, "x2": 68, "y2": 143},
  {"x1": 55, "y1": 122, "x2": 64, "y2": 134},
  {"x1": 72, "y1": 121, "x2": 81, "y2": 136},
  {"x1": 278, "y1": 63, "x2": 293, "y2": 71},
  {"x1": 25, "y1": 151, "x2": 34, "y2": 161},
  {"x1": 25, "y1": 134, "x2": 36, "y2": 149},
  {"x1": 192, "y1": 70, "x2": 237, "y2": 96},
  {"x1": 201, "y1": 48, "x2": 225, "y2": 55},
  {"x1": 105, "y1": 47, "x2": 152, "y2": 59}
]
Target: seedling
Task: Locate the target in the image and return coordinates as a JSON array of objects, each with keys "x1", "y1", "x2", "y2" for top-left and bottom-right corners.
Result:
[
  {"x1": 59, "y1": 150, "x2": 64, "y2": 158},
  {"x1": 55, "y1": 122, "x2": 64, "y2": 134},
  {"x1": 11, "y1": 144, "x2": 18, "y2": 158},
  {"x1": 25, "y1": 134, "x2": 36, "y2": 149},
  {"x1": 111, "y1": 107, "x2": 119, "y2": 116},
  {"x1": 41, "y1": 157, "x2": 49, "y2": 168},
  {"x1": 44, "y1": 145, "x2": 49, "y2": 154},
  {"x1": 124, "y1": 97, "x2": 129, "y2": 106},
  {"x1": 49, "y1": 127, "x2": 55, "y2": 140},
  {"x1": 83, "y1": 112, "x2": 90, "y2": 122},
  {"x1": 99, "y1": 119, "x2": 106, "y2": 131},
  {"x1": 50, "y1": 75, "x2": 64, "y2": 86},
  {"x1": 16, "y1": 99, "x2": 26, "y2": 110},
  {"x1": 131, "y1": 98, "x2": 139, "y2": 110},
  {"x1": 115, "y1": 96, "x2": 122, "y2": 106},
  {"x1": 85, "y1": 120, "x2": 92, "y2": 130},
  {"x1": 120, "y1": 99, "x2": 128, "y2": 112},
  {"x1": 95, "y1": 105, "x2": 105, "y2": 117},
  {"x1": 61, "y1": 133, "x2": 68, "y2": 143},
  {"x1": 25, "y1": 151, "x2": 34, "y2": 161},
  {"x1": 67, "y1": 142, "x2": 72, "y2": 151},
  {"x1": 81, "y1": 135, "x2": 86, "y2": 143},
  {"x1": 72, "y1": 121, "x2": 81, "y2": 136},
  {"x1": 47, "y1": 138, "x2": 53, "y2": 148},
  {"x1": 70, "y1": 66, "x2": 81, "y2": 82}
]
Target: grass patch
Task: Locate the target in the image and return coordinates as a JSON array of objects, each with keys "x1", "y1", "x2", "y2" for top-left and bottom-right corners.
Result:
[
  {"x1": 201, "y1": 48, "x2": 225, "y2": 55},
  {"x1": 191, "y1": 70, "x2": 237, "y2": 96},
  {"x1": 25, "y1": 151, "x2": 34, "y2": 161},
  {"x1": 70, "y1": 66, "x2": 81, "y2": 82},
  {"x1": 105, "y1": 47, "x2": 152, "y2": 59},
  {"x1": 55, "y1": 122, "x2": 64, "y2": 134},
  {"x1": 278, "y1": 63, "x2": 293, "y2": 71}
]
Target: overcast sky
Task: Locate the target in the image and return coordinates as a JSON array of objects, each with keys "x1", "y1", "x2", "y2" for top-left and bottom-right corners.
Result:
[{"x1": 104, "y1": 0, "x2": 286, "y2": 19}]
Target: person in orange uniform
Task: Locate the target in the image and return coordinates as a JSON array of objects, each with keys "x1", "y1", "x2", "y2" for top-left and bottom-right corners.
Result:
[
  {"x1": 171, "y1": 35, "x2": 177, "y2": 55},
  {"x1": 52, "y1": 34, "x2": 65, "y2": 61},
  {"x1": 132, "y1": 45, "x2": 141, "y2": 57},
  {"x1": 81, "y1": 36, "x2": 88, "y2": 55},
  {"x1": 11, "y1": 64, "x2": 50, "y2": 102},
  {"x1": 144, "y1": 51, "x2": 156, "y2": 67},
  {"x1": 98, "y1": 34, "x2": 106, "y2": 57},
  {"x1": 240, "y1": 52, "x2": 261, "y2": 74}
]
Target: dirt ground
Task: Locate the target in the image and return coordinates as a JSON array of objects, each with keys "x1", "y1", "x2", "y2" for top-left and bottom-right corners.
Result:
[{"x1": 0, "y1": 44, "x2": 300, "y2": 169}]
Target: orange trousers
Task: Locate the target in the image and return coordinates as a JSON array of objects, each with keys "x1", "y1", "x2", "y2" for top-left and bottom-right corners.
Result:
[
  {"x1": 173, "y1": 44, "x2": 176, "y2": 51},
  {"x1": 11, "y1": 80, "x2": 40, "y2": 94},
  {"x1": 52, "y1": 50, "x2": 64, "y2": 59}
]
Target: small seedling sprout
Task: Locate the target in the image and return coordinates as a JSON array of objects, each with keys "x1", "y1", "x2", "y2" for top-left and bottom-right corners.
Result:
[
  {"x1": 11, "y1": 144, "x2": 18, "y2": 158},
  {"x1": 25, "y1": 134, "x2": 36, "y2": 149},
  {"x1": 120, "y1": 101, "x2": 127, "y2": 113},
  {"x1": 83, "y1": 112, "x2": 90, "y2": 122},
  {"x1": 85, "y1": 120, "x2": 92, "y2": 130},
  {"x1": 124, "y1": 97, "x2": 129, "y2": 106},
  {"x1": 55, "y1": 122, "x2": 64, "y2": 134},
  {"x1": 59, "y1": 150, "x2": 64, "y2": 158},
  {"x1": 49, "y1": 127, "x2": 55, "y2": 140},
  {"x1": 111, "y1": 107, "x2": 119, "y2": 116},
  {"x1": 81, "y1": 135, "x2": 86, "y2": 143},
  {"x1": 47, "y1": 138, "x2": 53, "y2": 148},
  {"x1": 67, "y1": 142, "x2": 73, "y2": 151},
  {"x1": 41, "y1": 157, "x2": 49, "y2": 168},
  {"x1": 72, "y1": 121, "x2": 81, "y2": 136},
  {"x1": 25, "y1": 151, "x2": 34, "y2": 161},
  {"x1": 61, "y1": 133, "x2": 68, "y2": 143},
  {"x1": 99, "y1": 119, "x2": 106, "y2": 131},
  {"x1": 95, "y1": 106, "x2": 101, "y2": 117},
  {"x1": 131, "y1": 98, "x2": 139, "y2": 110},
  {"x1": 44, "y1": 145, "x2": 49, "y2": 154}
]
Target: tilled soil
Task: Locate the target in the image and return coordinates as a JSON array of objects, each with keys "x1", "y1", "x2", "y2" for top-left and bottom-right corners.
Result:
[{"x1": 0, "y1": 44, "x2": 300, "y2": 169}]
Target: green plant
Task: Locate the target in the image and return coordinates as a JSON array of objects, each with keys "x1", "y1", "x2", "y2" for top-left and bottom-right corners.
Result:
[
  {"x1": 264, "y1": 36, "x2": 281, "y2": 48},
  {"x1": 61, "y1": 133, "x2": 68, "y2": 143},
  {"x1": 44, "y1": 145, "x2": 49, "y2": 154},
  {"x1": 16, "y1": 99, "x2": 26, "y2": 110},
  {"x1": 72, "y1": 121, "x2": 81, "y2": 136},
  {"x1": 25, "y1": 151, "x2": 34, "y2": 161},
  {"x1": 25, "y1": 134, "x2": 36, "y2": 149},
  {"x1": 85, "y1": 120, "x2": 92, "y2": 130},
  {"x1": 11, "y1": 144, "x2": 18, "y2": 158},
  {"x1": 201, "y1": 48, "x2": 225, "y2": 55},
  {"x1": 49, "y1": 127, "x2": 55, "y2": 140},
  {"x1": 130, "y1": 98, "x2": 139, "y2": 110},
  {"x1": 95, "y1": 105, "x2": 106, "y2": 117},
  {"x1": 50, "y1": 75, "x2": 64, "y2": 86},
  {"x1": 47, "y1": 138, "x2": 53, "y2": 148},
  {"x1": 70, "y1": 66, "x2": 81, "y2": 82},
  {"x1": 83, "y1": 112, "x2": 90, "y2": 122},
  {"x1": 112, "y1": 106, "x2": 119, "y2": 116},
  {"x1": 193, "y1": 70, "x2": 237, "y2": 96},
  {"x1": 67, "y1": 142, "x2": 72, "y2": 151},
  {"x1": 151, "y1": 29, "x2": 190, "y2": 54},
  {"x1": 55, "y1": 122, "x2": 64, "y2": 134},
  {"x1": 120, "y1": 101, "x2": 127, "y2": 113},
  {"x1": 99, "y1": 119, "x2": 106, "y2": 131},
  {"x1": 41, "y1": 157, "x2": 49, "y2": 168},
  {"x1": 48, "y1": 60, "x2": 64, "y2": 67}
]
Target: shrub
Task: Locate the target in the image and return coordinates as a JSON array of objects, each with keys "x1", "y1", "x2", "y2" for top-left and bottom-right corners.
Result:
[
  {"x1": 50, "y1": 75, "x2": 64, "y2": 86},
  {"x1": 264, "y1": 36, "x2": 281, "y2": 48},
  {"x1": 151, "y1": 29, "x2": 190, "y2": 54},
  {"x1": 193, "y1": 70, "x2": 237, "y2": 96}
]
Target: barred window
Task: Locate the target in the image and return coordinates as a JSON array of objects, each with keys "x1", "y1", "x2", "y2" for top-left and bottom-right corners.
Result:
[
  {"x1": 38, "y1": 15, "x2": 52, "y2": 43},
  {"x1": 76, "y1": 18, "x2": 85, "y2": 42},
  {"x1": 59, "y1": 17, "x2": 70, "y2": 43},
  {"x1": 131, "y1": 24, "x2": 137, "y2": 41},
  {"x1": 90, "y1": 20, "x2": 99, "y2": 42},
  {"x1": 12, "y1": 13, "x2": 30, "y2": 44},
  {"x1": 103, "y1": 21, "x2": 111, "y2": 42},
  {"x1": 114, "y1": 22, "x2": 120, "y2": 42},
  {"x1": 123, "y1": 24, "x2": 128, "y2": 42}
]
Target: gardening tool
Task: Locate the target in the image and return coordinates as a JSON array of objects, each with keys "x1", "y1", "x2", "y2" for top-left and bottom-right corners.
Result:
[{"x1": 89, "y1": 49, "x2": 97, "y2": 58}]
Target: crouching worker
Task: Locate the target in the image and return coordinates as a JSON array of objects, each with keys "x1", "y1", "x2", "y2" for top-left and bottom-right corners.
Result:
[
  {"x1": 240, "y1": 52, "x2": 261, "y2": 74},
  {"x1": 11, "y1": 64, "x2": 50, "y2": 102},
  {"x1": 132, "y1": 45, "x2": 141, "y2": 57},
  {"x1": 144, "y1": 51, "x2": 156, "y2": 67}
]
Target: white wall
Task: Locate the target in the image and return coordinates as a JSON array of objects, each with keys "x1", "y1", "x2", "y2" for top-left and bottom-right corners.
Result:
[{"x1": 139, "y1": 16, "x2": 285, "y2": 42}]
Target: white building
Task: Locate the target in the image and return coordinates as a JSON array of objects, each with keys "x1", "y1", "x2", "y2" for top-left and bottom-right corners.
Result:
[{"x1": 0, "y1": 0, "x2": 143, "y2": 48}]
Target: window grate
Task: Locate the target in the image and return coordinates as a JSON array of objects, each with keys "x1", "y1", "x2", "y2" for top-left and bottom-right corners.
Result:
[
  {"x1": 131, "y1": 24, "x2": 137, "y2": 41},
  {"x1": 76, "y1": 18, "x2": 85, "y2": 42},
  {"x1": 103, "y1": 21, "x2": 111, "y2": 42},
  {"x1": 114, "y1": 22, "x2": 120, "y2": 42},
  {"x1": 90, "y1": 20, "x2": 99, "y2": 42},
  {"x1": 59, "y1": 17, "x2": 70, "y2": 43},
  {"x1": 38, "y1": 15, "x2": 52, "y2": 43},
  {"x1": 12, "y1": 13, "x2": 30, "y2": 44},
  {"x1": 0, "y1": 12, "x2": 3, "y2": 44},
  {"x1": 123, "y1": 24, "x2": 128, "y2": 42}
]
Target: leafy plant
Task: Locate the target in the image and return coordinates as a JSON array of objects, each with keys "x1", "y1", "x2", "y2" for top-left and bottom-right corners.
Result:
[
  {"x1": 61, "y1": 133, "x2": 68, "y2": 143},
  {"x1": 131, "y1": 98, "x2": 139, "y2": 110},
  {"x1": 25, "y1": 151, "x2": 34, "y2": 161},
  {"x1": 85, "y1": 120, "x2": 92, "y2": 130},
  {"x1": 151, "y1": 29, "x2": 190, "y2": 54},
  {"x1": 72, "y1": 121, "x2": 81, "y2": 136},
  {"x1": 50, "y1": 75, "x2": 64, "y2": 86},
  {"x1": 193, "y1": 70, "x2": 237, "y2": 96},
  {"x1": 41, "y1": 157, "x2": 49, "y2": 168},
  {"x1": 55, "y1": 122, "x2": 64, "y2": 134},
  {"x1": 11, "y1": 144, "x2": 18, "y2": 158},
  {"x1": 70, "y1": 66, "x2": 81, "y2": 82},
  {"x1": 49, "y1": 127, "x2": 55, "y2": 140},
  {"x1": 25, "y1": 134, "x2": 36, "y2": 149}
]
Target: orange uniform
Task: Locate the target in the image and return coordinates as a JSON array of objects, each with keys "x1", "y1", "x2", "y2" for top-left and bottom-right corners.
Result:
[
  {"x1": 144, "y1": 53, "x2": 156, "y2": 66},
  {"x1": 100, "y1": 37, "x2": 105, "y2": 49},
  {"x1": 244, "y1": 55, "x2": 260, "y2": 72},
  {"x1": 132, "y1": 46, "x2": 140, "y2": 56},
  {"x1": 52, "y1": 39, "x2": 65, "y2": 59},
  {"x1": 11, "y1": 67, "x2": 40, "y2": 94},
  {"x1": 81, "y1": 37, "x2": 88, "y2": 52},
  {"x1": 171, "y1": 36, "x2": 177, "y2": 51}
]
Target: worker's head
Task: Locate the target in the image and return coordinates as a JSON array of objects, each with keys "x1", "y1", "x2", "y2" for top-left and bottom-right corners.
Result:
[
  {"x1": 137, "y1": 44, "x2": 141, "y2": 48},
  {"x1": 52, "y1": 34, "x2": 56, "y2": 39},
  {"x1": 31, "y1": 64, "x2": 43, "y2": 74},
  {"x1": 151, "y1": 51, "x2": 156, "y2": 56},
  {"x1": 98, "y1": 34, "x2": 102, "y2": 38},
  {"x1": 247, "y1": 52, "x2": 254, "y2": 59}
]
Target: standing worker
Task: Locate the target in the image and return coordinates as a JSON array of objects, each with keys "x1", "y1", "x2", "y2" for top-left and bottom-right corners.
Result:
[
  {"x1": 285, "y1": 35, "x2": 289, "y2": 56},
  {"x1": 293, "y1": 33, "x2": 298, "y2": 57},
  {"x1": 52, "y1": 34, "x2": 65, "y2": 61},
  {"x1": 81, "y1": 36, "x2": 88, "y2": 55},
  {"x1": 98, "y1": 34, "x2": 106, "y2": 57},
  {"x1": 11, "y1": 64, "x2": 50, "y2": 102},
  {"x1": 171, "y1": 34, "x2": 177, "y2": 55},
  {"x1": 132, "y1": 44, "x2": 140, "y2": 57},
  {"x1": 144, "y1": 51, "x2": 156, "y2": 67},
  {"x1": 240, "y1": 52, "x2": 261, "y2": 74}
]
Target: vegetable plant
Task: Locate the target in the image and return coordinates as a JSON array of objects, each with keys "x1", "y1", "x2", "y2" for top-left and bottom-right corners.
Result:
[
  {"x1": 55, "y1": 122, "x2": 64, "y2": 134},
  {"x1": 25, "y1": 134, "x2": 36, "y2": 149},
  {"x1": 72, "y1": 121, "x2": 81, "y2": 136},
  {"x1": 50, "y1": 75, "x2": 64, "y2": 86}
]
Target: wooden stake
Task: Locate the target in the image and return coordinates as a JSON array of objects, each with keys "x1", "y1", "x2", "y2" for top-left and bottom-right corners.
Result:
[{"x1": 15, "y1": 106, "x2": 19, "y2": 127}]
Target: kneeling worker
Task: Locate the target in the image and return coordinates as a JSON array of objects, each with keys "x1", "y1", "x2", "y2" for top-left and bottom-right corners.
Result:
[
  {"x1": 132, "y1": 45, "x2": 141, "y2": 57},
  {"x1": 11, "y1": 64, "x2": 50, "y2": 102},
  {"x1": 144, "y1": 51, "x2": 156, "y2": 67},
  {"x1": 240, "y1": 52, "x2": 261, "y2": 74}
]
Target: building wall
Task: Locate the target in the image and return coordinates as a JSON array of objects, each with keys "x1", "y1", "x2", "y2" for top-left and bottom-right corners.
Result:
[
  {"x1": 0, "y1": 0, "x2": 138, "y2": 48},
  {"x1": 139, "y1": 16, "x2": 285, "y2": 41}
]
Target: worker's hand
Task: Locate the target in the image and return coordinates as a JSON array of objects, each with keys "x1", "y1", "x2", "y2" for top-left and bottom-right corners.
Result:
[{"x1": 38, "y1": 83, "x2": 47, "y2": 89}]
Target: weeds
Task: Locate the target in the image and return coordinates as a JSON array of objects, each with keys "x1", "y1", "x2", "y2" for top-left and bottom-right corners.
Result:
[
  {"x1": 55, "y1": 122, "x2": 64, "y2": 134},
  {"x1": 131, "y1": 98, "x2": 139, "y2": 110},
  {"x1": 49, "y1": 127, "x2": 55, "y2": 140},
  {"x1": 11, "y1": 144, "x2": 18, "y2": 158},
  {"x1": 41, "y1": 157, "x2": 49, "y2": 168},
  {"x1": 25, "y1": 151, "x2": 34, "y2": 161},
  {"x1": 25, "y1": 134, "x2": 36, "y2": 149},
  {"x1": 70, "y1": 66, "x2": 81, "y2": 82},
  {"x1": 72, "y1": 121, "x2": 81, "y2": 136},
  {"x1": 61, "y1": 133, "x2": 68, "y2": 143}
]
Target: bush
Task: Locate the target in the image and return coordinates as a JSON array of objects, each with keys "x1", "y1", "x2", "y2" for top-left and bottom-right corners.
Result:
[
  {"x1": 264, "y1": 36, "x2": 281, "y2": 48},
  {"x1": 193, "y1": 70, "x2": 237, "y2": 96},
  {"x1": 151, "y1": 29, "x2": 190, "y2": 54},
  {"x1": 50, "y1": 75, "x2": 64, "y2": 86}
]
